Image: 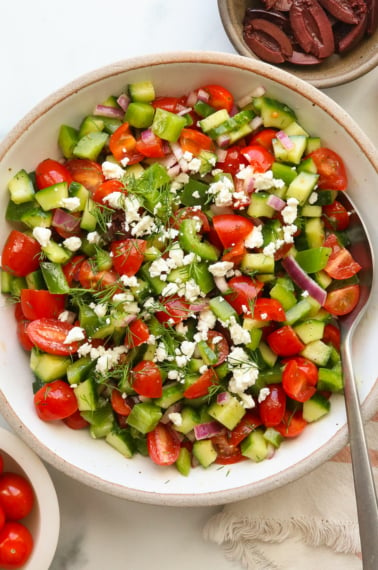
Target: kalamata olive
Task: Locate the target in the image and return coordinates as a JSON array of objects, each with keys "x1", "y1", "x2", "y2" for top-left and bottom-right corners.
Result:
[
  {"x1": 366, "y1": 0, "x2": 378, "y2": 35},
  {"x1": 244, "y1": 18, "x2": 293, "y2": 63},
  {"x1": 334, "y1": 10, "x2": 368, "y2": 52},
  {"x1": 318, "y1": 0, "x2": 360, "y2": 24},
  {"x1": 290, "y1": 0, "x2": 335, "y2": 58}
]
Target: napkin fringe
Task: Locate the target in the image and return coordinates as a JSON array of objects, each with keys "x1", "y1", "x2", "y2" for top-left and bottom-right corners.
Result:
[{"x1": 203, "y1": 511, "x2": 360, "y2": 567}]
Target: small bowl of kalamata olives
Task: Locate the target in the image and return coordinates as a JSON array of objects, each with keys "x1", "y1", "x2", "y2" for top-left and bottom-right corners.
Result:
[{"x1": 218, "y1": 0, "x2": 378, "y2": 88}]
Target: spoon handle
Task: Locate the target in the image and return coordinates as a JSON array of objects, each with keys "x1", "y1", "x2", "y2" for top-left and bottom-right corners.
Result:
[{"x1": 342, "y1": 337, "x2": 378, "y2": 569}]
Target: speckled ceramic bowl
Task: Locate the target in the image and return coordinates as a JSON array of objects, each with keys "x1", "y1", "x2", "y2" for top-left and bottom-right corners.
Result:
[
  {"x1": 0, "y1": 52, "x2": 378, "y2": 506},
  {"x1": 0, "y1": 427, "x2": 60, "y2": 569},
  {"x1": 217, "y1": 0, "x2": 378, "y2": 89}
]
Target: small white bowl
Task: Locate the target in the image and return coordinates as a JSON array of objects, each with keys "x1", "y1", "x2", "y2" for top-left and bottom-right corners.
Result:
[
  {"x1": 0, "y1": 51, "x2": 378, "y2": 507},
  {"x1": 0, "y1": 427, "x2": 60, "y2": 569}
]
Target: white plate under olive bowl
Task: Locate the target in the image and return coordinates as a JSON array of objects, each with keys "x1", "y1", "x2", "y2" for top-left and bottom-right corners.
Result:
[
  {"x1": 0, "y1": 52, "x2": 378, "y2": 506},
  {"x1": 217, "y1": 0, "x2": 378, "y2": 89}
]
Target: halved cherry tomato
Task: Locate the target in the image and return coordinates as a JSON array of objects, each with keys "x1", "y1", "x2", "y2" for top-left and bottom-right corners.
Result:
[
  {"x1": 267, "y1": 325, "x2": 305, "y2": 356},
  {"x1": 14, "y1": 303, "x2": 25, "y2": 322},
  {"x1": 216, "y1": 145, "x2": 248, "y2": 175},
  {"x1": 78, "y1": 259, "x2": 118, "y2": 291},
  {"x1": 63, "y1": 409, "x2": 90, "y2": 430},
  {"x1": 0, "y1": 521, "x2": 33, "y2": 569},
  {"x1": 323, "y1": 235, "x2": 361, "y2": 280},
  {"x1": 34, "y1": 380, "x2": 78, "y2": 421},
  {"x1": 323, "y1": 284, "x2": 360, "y2": 316},
  {"x1": 225, "y1": 275, "x2": 264, "y2": 315},
  {"x1": 248, "y1": 128, "x2": 277, "y2": 151},
  {"x1": 0, "y1": 505, "x2": 4, "y2": 531},
  {"x1": 152, "y1": 96, "x2": 183, "y2": 113},
  {"x1": 26, "y1": 318, "x2": 83, "y2": 355},
  {"x1": 213, "y1": 214, "x2": 255, "y2": 249},
  {"x1": 20, "y1": 289, "x2": 66, "y2": 321},
  {"x1": 0, "y1": 472, "x2": 34, "y2": 521},
  {"x1": 212, "y1": 434, "x2": 246, "y2": 465},
  {"x1": 206, "y1": 330, "x2": 230, "y2": 366},
  {"x1": 35, "y1": 158, "x2": 73, "y2": 189},
  {"x1": 110, "y1": 390, "x2": 132, "y2": 416},
  {"x1": 147, "y1": 423, "x2": 181, "y2": 466},
  {"x1": 109, "y1": 122, "x2": 137, "y2": 162},
  {"x1": 322, "y1": 200, "x2": 350, "y2": 231},
  {"x1": 110, "y1": 238, "x2": 147, "y2": 276},
  {"x1": 322, "y1": 323, "x2": 341, "y2": 351},
  {"x1": 179, "y1": 127, "x2": 215, "y2": 156},
  {"x1": 62, "y1": 255, "x2": 86, "y2": 287},
  {"x1": 253, "y1": 298, "x2": 286, "y2": 322},
  {"x1": 92, "y1": 179, "x2": 125, "y2": 205},
  {"x1": 228, "y1": 410, "x2": 262, "y2": 446},
  {"x1": 221, "y1": 242, "x2": 247, "y2": 265},
  {"x1": 16, "y1": 321, "x2": 34, "y2": 352},
  {"x1": 65, "y1": 158, "x2": 104, "y2": 193},
  {"x1": 275, "y1": 410, "x2": 308, "y2": 438},
  {"x1": 307, "y1": 147, "x2": 348, "y2": 191},
  {"x1": 259, "y1": 384, "x2": 287, "y2": 427},
  {"x1": 135, "y1": 130, "x2": 166, "y2": 158},
  {"x1": 282, "y1": 358, "x2": 317, "y2": 402},
  {"x1": 172, "y1": 207, "x2": 210, "y2": 233},
  {"x1": 1, "y1": 230, "x2": 41, "y2": 277},
  {"x1": 241, "y1": 144, "x2": 275, "y2": 172},
  {"x1": 199, "y1": 85, "x2": 234, "y2": 113},
  {"x1": 125, "y1": 318, "x2": 150, "y2": 348},
  {"x1": 131, "y1": 360, "x2": 163, "y2": 398},
  {"x1": 155, "y1": 296, "x2": 191, "y2": 326},
  {"x1": 183, "y1": 368, "x2": 219, "y2": 399}
]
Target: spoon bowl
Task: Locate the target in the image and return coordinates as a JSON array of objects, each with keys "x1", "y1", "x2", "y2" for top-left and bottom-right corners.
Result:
[{"x1": 338, "y1": 194, "x2": 378, "y2": 569}]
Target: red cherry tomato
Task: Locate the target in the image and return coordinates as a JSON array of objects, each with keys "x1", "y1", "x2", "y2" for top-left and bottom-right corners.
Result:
[
  {"x1": 1, "y1": 231, "x2": 41, "y2": 277},
  {"x1": 62, "y1": 255, "x2": 86, "y2": 287},
  {"x1": 35, "y1": 158, "x2": 72, "y2": 189},
  {"x1": 0, "y1": 505, "x2": 5, "y2": 531},
  {"x1": 307, "y1": 147, "x2": 348, "y2": 191},
  {"x1": 205, "y1": 330, "x2": 230, "y2": 366},
  {"x1": 172, "y1": 207, "x2": 210, "y2": 233},
  {"x1": 65, "y1": 158, "x2": 104, "y2": 193},
  {"x1": 135, "y1": 130, "x2": 166, "y2": 158},
  {"x1": 78, "y1": 259, "x2": 118, "y2": 291},
  {"x1": 155, "y1": 296, "x2": 191, "y2": 326},
  {"x1": 110, "y1": 390, "x2": 132, "y2": 417},
  {"x1": 267, "y1": 325, "x2": 305, "y2": 356},
  {"x1": 323, "y1": 234, "x2": 361, "y2": 280},
  {"x1": 228, "y1": 410, "x2": 262, "y2": 446},
  {"x1": 241, "y1": 144, "x2": 275, "y2": 172},
  {"x1": 322, "y1": 200, "x2": 350, "y2": 231},
  {"x1": 125, "y1": 319, "x2": 150, "y2": 348},
  {"x1": 16, "y1": 321, "x2": 34, "y2": 352},
  {"x1": 179, "y1": 127, "x2": 215, "y2": 156},
  {"x1": 211, "y1": 434, "x2": 246, "y2": 465},
  {"x1": 34, "y1": 379, "x2": 78, "y2": 421},
  {"x1": 213, "y1": 214, "x2": 255, "y2": 249},
  {"x1": 109, "y1": 122, "x2": 137, "y2": 162},
  {"x1": 147, "y1": 423, "x2": 181, "y2": 466},
  {"x1": 323, "y1": 284, "x2": 360, "y2": 316},
  {"x1": 259, "y1": 384, "x2": 287, "y2": 427},
  {"x1": 0, "y1": 473, "x2": 34, "y2": 521},
  {"x1": 63, "y1": 409, "x2": 90, "y2": 430},
  {"x1": 225, "y1": 275, "x2": 263, "y2": 315},
  {"x1": 216, "y1": 146, "x2": 248, "y2": 175},
  {"x1": 221, "y1": 242, "x2": 247, "y2": 266},
  {"x1": 282, "y1": 358, "x2": 317, "y2": 402},
  {"x1": 183, "y1": 368, "x2": 219, "y2": 399},
  {"x1": 20, "y1": 289, "x2": 66, "y2": 321},
  {"x1": 92, "y1": 179, "x2": 125, "y2": 205},
  {"x1": 26, "y1": 318, "x2": 82, "y2": 356},
  {"x1": 253, "y1": 298, "x2": 286, "y2": 322},
  {"x1": 275, "y1": 410, "x2": 308, "y2": 438},
  {"x1": 131, "y1": 361, "x2": 163, "y2": 398},
  {"x1": 199, "y1": 85, "x2": 234, "y2": 113},
  {"x1": 322, "y1": 323, "x2": 341, "y2": 351},
  {"x1": 110, "y1": 239, "x2": 147, "y2": 277},
  {"x1": 0, "y1": 521, "x2": 33, "y2": 569},
  {"x1": 248, "y1": 128, "x2": 277, "y2": 151}
]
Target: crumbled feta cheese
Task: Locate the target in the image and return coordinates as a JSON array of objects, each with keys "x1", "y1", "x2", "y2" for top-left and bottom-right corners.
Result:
[
  {"x1": 258, "y1": 387, "x2": 270, "y2": 403},
  {"x1": 228, "y1": 347, "x2": 259, "y2": 396},
  {"x1": 103, "y1": 191, "x2": 124, "y2": 209},
  {"x1": 245, "y1": 226, "x2": 264, "y2": 249},
  {"x1": 60, "y1": 197, "x2": 81, "y2": 211},
  {"x1": 102, "y1": 161, "x2": 125, "y2": 180},
  {"x1": 168, "y1": 412, "x2": 183, "y2": 427},
  {"x1": 58, "y1": 310, "x2": 75, "y2": 323},
  {"x1": 155, "y1": 343, "x2": 169, "y2": 362},
  {"x1": 161, "y1": 282, "x2": 179, "y2": 297},
  {"x1": 184, "y1": 279, "x2": 201, "y2": 302},
  {"x1": 63, "y1": 326, "x2": 85, "y2": 344},
  {"x1": 95, "y1": 345, "x2": 127, "y2": 373},
  {"x1": 175, "y1": 322, "x2": 188, "y2": 336},
  {"x1": 119, "y1": 275, "x2": 138, "y2": 287},
  {"x1": 131, "y1": 215, "x2": 157, "y2": 237},
  {"x1": 90, "y1": 303, "x2": 107, "y2": 318},
  {"x1": 308, "y1": 191, "x2": 318, "y2": 205},
  {"x1": 208, "y1": 176, "x2": 234, "y2": 206},
  {"x1": 63, "y1": 236, "x2": 82, "y2": 252},
  {"x1": 124, "y1": 195, "x2": 142, "y2": 228},
  {"x1": 87, "y1": 231, "x2": 101, "y2": 245},
  {"x1": 281, "y1": 197, "x2": 299, "y2": 225},
  {"x1": 229, "y1": 319, "x2": 251, "y2": 345},
  {"x1": 283, "y1": 224, "x2": 297, "y2": 244},
  {"x1": 180, "y1": 341, "x2": 196, "y2": 358},
  {"x1": 32, "y1": 227, "x2": 51, "y2": 247},
  {"x1": 238, "y1": 392, "x2": 256, "y2": 409},
  {"x1": 253, "y1": 170, "x2": 285, "y2": 192},
  {"x1": 208, "y1": 261, "x2": 234, "y2": 277}
]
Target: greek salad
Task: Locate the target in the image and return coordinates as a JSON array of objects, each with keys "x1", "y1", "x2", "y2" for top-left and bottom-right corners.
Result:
[{"x1": 1, "y1": 81, "x2": 361, "y2": 474}]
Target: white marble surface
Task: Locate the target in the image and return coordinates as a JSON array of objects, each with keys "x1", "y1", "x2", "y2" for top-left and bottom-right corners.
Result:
[{"x1": 0, "y1": 1, "x2": 377, "y2": 569}]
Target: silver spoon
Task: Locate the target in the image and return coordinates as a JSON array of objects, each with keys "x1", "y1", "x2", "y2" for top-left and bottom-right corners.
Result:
[{"x1": 338, "y1": 194, "x2": 378, "y2": 569}]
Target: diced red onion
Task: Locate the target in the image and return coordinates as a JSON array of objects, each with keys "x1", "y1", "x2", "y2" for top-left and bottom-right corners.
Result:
[
  {"x1": 267, "y1": 194, "x2": 286, "y2": 211},
  {"x1": 281, "y1": 255, "x2": 327, "y2": 306},
  {"x1": 116, "y1": 93, "x2": 130, "y2": 111},
  {"x1": 214, "y1": 276, "x2": 229, "y2": 294},
  {"x1": 236, "y1": 87, "x2": 266, "y2": 108},
  {"x1": 197, "y1": 89, "x2": 210, "y2": 103},
  {"x1": 216, "y1": 134, "x2": 231, "y2": 148},
  {"x1": 167, "y1": 164, "x2": 181, "y2": 178},
  {"x1": 243, "y1": 176, "x2": 255, "y2": 195},
  {"x1": 157, "y1": 153, "x2": 178, "y2": 169},
  {"x1": 177, "y1": 106, "x2": 193, "y2": 116},
  {"x1": 170, "y1": 142, "x2": 184, "y2": 160},
  {"x1": 122, "y1": 314, "x2": 137, "y2": 326},
  {"x1": 215, "y1": 147, "x2": 228, "y2": 162},
  {"x1": 194, "y1": 421, "x2": 224, "y2": 441},
  {"x1": 251, "y1": 85, "x2": 266, "y2": 98},
  {"x1": 230, "y1": 105, "x2": 239, "y2": 117},
  {"x1": 178, "y1": 158, "x2": 189, "y2": 173},
  {"x1": 52, "y1": 208, "x2": 81, "y2": 233},
  {"x1": 140, "y1": 128, "x2": 156, "y2": 144},
  {"x1": 217, "y1": 391, "x2": 231, "y2": 405},
  {"x1": 250, "y1": 116, "x2": 263, "y2": 131},
  {"x1": 186, "y1": 90, "x2": 198, "y2": 107},
  {"x1": 94, "y1": 104, "x2": 125, "y2": 119},
  {"x1": 276, "y1": 130, "x2": 294, "y2": 150},
  {"x1": 189, "y1": 300, "x2": 210, "y2": 312}
]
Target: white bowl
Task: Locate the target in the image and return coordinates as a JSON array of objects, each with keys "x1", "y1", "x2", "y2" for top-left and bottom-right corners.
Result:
[
  {"x1": 0, "y1": 427, "x2": 60, "y2": 569},
  {"x1": 0, "y1": 52, "x2": 378, "y2": 507}
]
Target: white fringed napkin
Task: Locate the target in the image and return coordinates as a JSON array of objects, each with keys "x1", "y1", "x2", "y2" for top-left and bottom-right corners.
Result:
[{"x1": 203, "y1": 413, "x2": 378, "y2": 570}]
